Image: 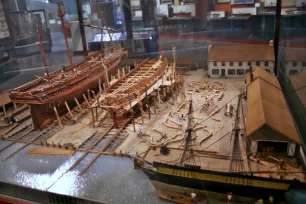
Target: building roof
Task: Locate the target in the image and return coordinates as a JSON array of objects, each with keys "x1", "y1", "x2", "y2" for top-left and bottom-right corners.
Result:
[
  {"x1": 284, "y1": 47, "x2": 306, "y2": 62},
  {"x1": 0, "y1": 92, "x2": 12, "y2": 107},
  {"x1": 208, "y1": 44, "x2": 275, "y2": 62},
  {"x1": 246, "y1": 67, "x2": 300, "y2": 144},
  {"x1": 290, "y1": 69, "x2": 306, "y2": 108},
  {"x1": 246, "y1": 66, "x2": 280, "y2": 88}
]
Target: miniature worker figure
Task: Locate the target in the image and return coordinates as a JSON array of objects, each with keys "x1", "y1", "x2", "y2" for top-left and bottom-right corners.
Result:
[
  {"x1": 226, "y1": 192, "x2": 232, "y2": 204},
  {"x1": 191, "y1": 192, "x2": 196, "y2": 202},
  {"x1": 268, "y1": 196, "x2": 275, "y2": 204},
  {"x1": 137, "y1": 130, "x2": 143, "y2": 137}
]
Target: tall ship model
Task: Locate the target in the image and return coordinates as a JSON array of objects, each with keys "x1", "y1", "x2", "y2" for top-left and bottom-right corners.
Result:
[
  {"x1": 131, "y1": 66, "x2": 306, "y2": 202},
  {"x1": 8, "y1": 4, "x2": 127, "y2": 129}
]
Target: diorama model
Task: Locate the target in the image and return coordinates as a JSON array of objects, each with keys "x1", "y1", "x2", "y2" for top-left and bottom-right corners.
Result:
[
  {"x1": 208, "y1": 43, "x2": 275, "y2": 77},
  {"x1": 0, "y1": 4, "x2": 305, "y2": 203},
  {"x1": 8, "y1": 3, "x2": 127, "y2": 129},
  {"x1": 132, "y1": 66, "x2": 306, "y2": 202}
]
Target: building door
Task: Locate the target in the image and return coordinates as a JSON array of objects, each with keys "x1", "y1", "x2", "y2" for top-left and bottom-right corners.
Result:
[{"x1": 221, "y1": 69, "x2": 225, "y2": 76}]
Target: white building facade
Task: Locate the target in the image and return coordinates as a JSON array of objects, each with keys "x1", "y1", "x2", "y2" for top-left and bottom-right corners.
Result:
[
  {"x1": 208, "y1": 61, "x2": 274, "y2": 77},
  {"x1": 208, "y1": 44, "x2": 275, "y2": 77}
]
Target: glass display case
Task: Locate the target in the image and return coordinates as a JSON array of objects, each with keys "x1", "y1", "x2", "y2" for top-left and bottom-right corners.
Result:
[{"x1": 0, "y1": 0, "x2": 305, "y2": 203}]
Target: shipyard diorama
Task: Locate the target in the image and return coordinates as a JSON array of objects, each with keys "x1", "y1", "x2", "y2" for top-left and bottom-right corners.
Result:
[{"x1": 0, "y1": 2, "x2": 306, "y2": 204}]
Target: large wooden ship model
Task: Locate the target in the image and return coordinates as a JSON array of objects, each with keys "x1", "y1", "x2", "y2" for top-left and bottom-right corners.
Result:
[{"x1": 9, "y1": 4, "x2": 127, "y2": 129}]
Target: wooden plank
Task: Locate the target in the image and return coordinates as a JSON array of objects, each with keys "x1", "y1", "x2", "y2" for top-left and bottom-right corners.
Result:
[
  {"x1": 0, "y1": 127, "x2": 34, "y2": 153},
  {"x1": 78, "y1": 119, "x2": 131, "y2": 176},
  {"x1": 78, "y1": 153, "x2": 99, "y2": 176},
  {"x1": 25, "y1": 147, "x2": 75, "y2": 155},
  {"x1": 102, "y1": 118, "x2": 131, "y2": 152},
  {"x1": 67, "y1": 124, "x2": 114, "y2": 171},
  {"x1": 0, "y1": 123, "x2": 56, "y2": 163}
]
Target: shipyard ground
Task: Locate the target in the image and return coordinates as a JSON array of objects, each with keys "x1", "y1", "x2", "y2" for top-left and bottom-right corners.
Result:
[
  {"x1": 118, "y1": 70, "x2": 245, "y2": 172},
  {"x1": 0, "y1": 68, "x2": 305, "y2": 203},
  {"x1": 0, "y1": 68, "x2": 247, "y2": 203}
]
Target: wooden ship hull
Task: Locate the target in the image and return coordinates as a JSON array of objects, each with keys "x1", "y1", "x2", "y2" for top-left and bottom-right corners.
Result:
[
  {"x1": 97, "y1": 56, "x2": 168, "y2": 124},
  {"x1": 138, "y1": 161, "x2": 305, "y2": 201},
  {"x1": 9, "y1": 49, "x2": 127, "y2": 129}
]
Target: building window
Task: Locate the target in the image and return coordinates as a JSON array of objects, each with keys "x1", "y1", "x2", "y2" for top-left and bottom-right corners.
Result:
[
  {"x1": 237, "y1": 69, "x2": 244, "y2": 75},
  {"x1": 239, "y1": 62, "x2": 243, "y2": 66},
  {"x1": 247, "y1": 62, "x2": 251, "y2": 67},
  {"x1": 292, "y1": 61, "x2": 297, "y2": 67},
  {"x1": 213, "y1": 62, "x2": 217, "y2": 66},
  {"x1": 264, "y1": 62, "x2": 269, "y2": 66},
  {"x1": 289, "y1": 70, "x2": 298, "y2": 75},
  {"x1": 212, "y1": 69, "x2": 219, "y2": 75},
  {"x1": 265, "y1": 69, "x2": 271, "y2": 73},
  {"x1": 230, "y1": 62, "x2": 233, "y2": 66},
  {"x1": 228, "y1": 69, "x2": 235, "y2": 75},
  {"x1": 302, "y1": 62, "x2": 306, "y2": 67},
  {"x1": 256, "y1": 61, "x2": 260, "y2": 66},
  {"x1": 222, "y1": 62, "x2": 225, "y2": 66}
]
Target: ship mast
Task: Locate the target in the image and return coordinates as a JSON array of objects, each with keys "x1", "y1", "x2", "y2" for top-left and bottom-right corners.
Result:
[
  {"x1": 179, "y1": 100, "x2": 195, "y2": 166},
  {"x1": 96, "y1": 2, "x2": 115, "y2": 54},
  {"x1": 57, "y1": 2, "x2": 73, "y2": 67},
  {"x1": 36, "y1": 24, "x2": 50, "y2": 80}
]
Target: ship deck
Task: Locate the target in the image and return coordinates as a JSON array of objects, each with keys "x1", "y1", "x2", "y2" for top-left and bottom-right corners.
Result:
[
  {"x1": 94, "y1": 57, "x2": 168, "y2": 110},
  {"x1": 10, "y1": 50, "x2": 121, "y2": 94}
]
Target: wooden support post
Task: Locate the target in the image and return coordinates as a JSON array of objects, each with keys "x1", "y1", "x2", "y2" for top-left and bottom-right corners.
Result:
[
  {"x1": 95, "y1": 107, "x2": 98, "y2": 121},
  {"x1": 87, "y1": 90, "x2": 91, "y2": 102},
  {"x1": 128, "y1": 91, "x2": 136, "y2": 132},
  {"x1": 91, "y1": 90, "x2": 96, "y2": 99},
  {"x1": 103, "y1": 83, "x2": 106, "y2": 91},
  {"x1": 122, "y1": 68, "x2": 125, "y2": 77},
  {"x1": 111, "y1": 110, "x2": 117, "y2": 128},
  {"x1": 157, "y1": 88, "x2": 161, "y2": 104},
  {"x1": 96, "y1": 97, "x2": 100, "y2": 108},
  {"x1": 102, "y1": 62, "x2": 109, "y2": 88},
  {"x1": 53, "y1": 106, "x2": 63, "y2": 128},
  {"x1": 154, "y1": 98, "x2": 157, "y2": 115},
  {"x1": 2, "y1": 106, "x2": 6, "y2": 116},
  {"x1": 145, "y1": 84, "x2": 151, "y2": 119},
  {"x1": 13, "y1": 103, "x2": 17, "y2": 110},
  {"x1": 83, "y1": 94, "x2": 90, "y2": 106},
  {"x1": 138, "y1": 91, "x2": 144, "y2": 125},
  {"x1": 99, "y1": 78, "x2": 102, "y2": 95},
  {"x1": 65, "y1": 101, "x2": 75, "y2": 121},
  {"x1": 171, "y1": 80, "x2": 174, "y2": 104},
  {"x1": 74, "y1": 98, "x2": 83, "y2": 112},
  {"x1": 91, "y1": 108, "x2": 95, "y2": 128},
  {"x1": 165, "y1": 87, "x2": 168, "y2": 108},
  {"x1": 117, "y1": 69, "x2": 121, "y2": 79}
]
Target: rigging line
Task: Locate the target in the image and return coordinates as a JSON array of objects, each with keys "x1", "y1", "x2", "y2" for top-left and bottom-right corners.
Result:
[
  {"x1": 193, "y1": 95, "x2": 239, "y2": 127},
  {"x1": 179, "y1": 131, "x2": 232, "y2": 164},
  {"x1": 240, "y1": 97, "x2": 252, "y2": 172}
]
